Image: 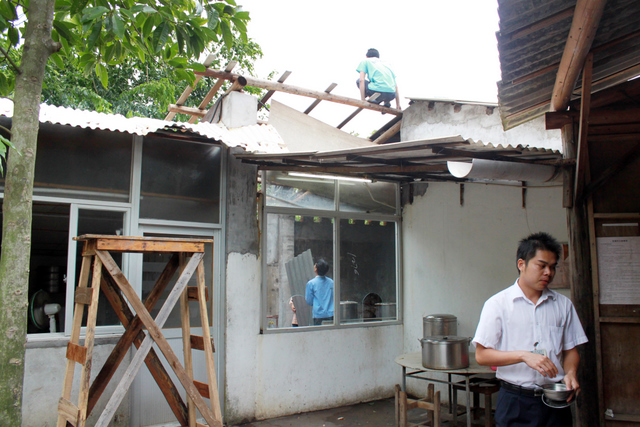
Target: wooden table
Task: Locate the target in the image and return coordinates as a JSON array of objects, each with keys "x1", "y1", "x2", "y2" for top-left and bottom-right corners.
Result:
[{"x1": 395, "y1": 352, "x2": 496, "y2": 427}]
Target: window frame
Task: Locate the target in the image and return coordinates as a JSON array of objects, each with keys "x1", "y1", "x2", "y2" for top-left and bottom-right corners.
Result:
[{"x1": 260, "y1": 171, "x2": 402, "y2": 333}]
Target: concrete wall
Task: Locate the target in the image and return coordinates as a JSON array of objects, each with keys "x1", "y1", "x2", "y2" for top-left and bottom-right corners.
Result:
[
  {"x1": 402, "y1": 100, "x2": 562, "y2": 151},
  {"x1": 401, "y1": 180, "x2": 569, "y2": 398},
  {"x1": 223, "y1": 151, "x2": 404, "y2": 424},
  {"x1": 22, "y1": 341, "x2": 129, "y2": 427}
]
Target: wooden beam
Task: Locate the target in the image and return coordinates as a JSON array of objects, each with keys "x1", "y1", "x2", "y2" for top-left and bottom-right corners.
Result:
[
  {"x1": 304, "y1": 83, "x2": 337, "y2": 114},
  {"x1": 169, "y1": 104, "x2": 206, "y2": 118},
  {"x1": 550, "y1": 0, "x2": 607, "y2": 111},
  {"x1": 165, "y1": 55, "x2": 219, "y2": 121},
  {"x1": 433, "y1": 147, "x2": 542, "y2": 164},
  {"x1": 504, "y1": 6, "x2": 575, "y2": 42},
  {"x1": 258, "y1": 71, "x2": 291, "y2": 110},
  {"x1": 187, "y1": 61, "x2": 238, "y2": 124},
  {"x1": 581, "y1": 142, "x2": 640, "y2": 202},
  {"x1": 254, "y1": 163, "x2": 449, "y2": 174},
  {"x1": 195, "y1": 69, "x2": 402, "y2": 115},
  {"x1": 547, "y1": 108, "x2": 640, "y2": 130},
  {"x1": 337, "y1": 94, "x2": 379, "y2": 129},
  {"x1": 574, "y1": 53, "x2": 593, "y2": 204},
  {"x1": 372, "y1": 120, "x2": 402, "y2": 144}
]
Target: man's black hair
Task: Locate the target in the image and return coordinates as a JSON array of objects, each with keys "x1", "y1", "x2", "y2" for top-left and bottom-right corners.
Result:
[
  {"x1": 366, "y1": 48, "x2": 380, "y2": 58},
  {"x1": 516, "y1": 232, "x2": 562, "y2": 271},
  {"x1": 315, "y1": 258, "x2": 330, "y2": 276}
]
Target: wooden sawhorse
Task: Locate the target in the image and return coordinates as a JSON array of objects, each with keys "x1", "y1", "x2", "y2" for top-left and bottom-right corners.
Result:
[{"x1": 57, "y1": 235, "x2": 221, "y2": 427}]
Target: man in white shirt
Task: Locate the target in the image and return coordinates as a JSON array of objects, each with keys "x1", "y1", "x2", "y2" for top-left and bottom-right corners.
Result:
[{"x1": 472, "y1": 232, "x2": 588, "y2": 426}]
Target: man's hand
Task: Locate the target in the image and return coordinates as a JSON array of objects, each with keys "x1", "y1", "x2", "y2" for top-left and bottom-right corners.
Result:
[
  {"x1": 521, "y1": 352, "x2": 558, "y2": 378},
  {"x1": 563, "y1": 372, "x2": 580, "y2": 402}
]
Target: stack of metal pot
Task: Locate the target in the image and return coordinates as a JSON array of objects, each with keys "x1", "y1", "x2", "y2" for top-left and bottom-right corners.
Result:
[{"x1": 420, "y1": 314, "x2": 471, "y2": 370}]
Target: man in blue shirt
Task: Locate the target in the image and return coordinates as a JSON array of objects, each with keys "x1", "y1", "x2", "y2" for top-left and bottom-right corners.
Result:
[
  {"x1": 356, "y1": 48, "x2": 401, "y2": 110},
  {"x1": 305, "y1": 259, "x2": 334, "y2": 325}
]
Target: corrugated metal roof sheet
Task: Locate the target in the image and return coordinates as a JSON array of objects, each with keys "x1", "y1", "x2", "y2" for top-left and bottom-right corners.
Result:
[
  {"x1": 497, "y1": 0, "x2": 640, "y2": 129},
  {"x1": 235, "y1": 135, "x2": 562, "y2": 183},
  {"x1": 0, "y1": 100, "x2": 286, "y2": 154}
]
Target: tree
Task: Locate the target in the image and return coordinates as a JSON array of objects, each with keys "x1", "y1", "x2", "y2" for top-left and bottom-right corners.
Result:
[
  {"x1": 0, "y1": 1, "x2": 249, "y2": 424},
  {"x1": 41, "y1": 37, "x2": 267, "y2": 119}
]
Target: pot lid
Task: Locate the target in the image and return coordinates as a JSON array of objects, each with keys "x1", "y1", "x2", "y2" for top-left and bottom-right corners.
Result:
[
  {"x1": 423, "y1": 314, "x2": 457, "y2": 322},
  {"x1": 340, "y1": 301, "x2": 358, "y2": 305},
  {"x1": 421, "y1": 335, "x2": 470, "y2": 344}
]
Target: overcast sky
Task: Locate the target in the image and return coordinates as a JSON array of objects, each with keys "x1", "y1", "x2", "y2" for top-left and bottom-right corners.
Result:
[{"x1": 236, "y1": 0, "x2": 502, "y2": 136}]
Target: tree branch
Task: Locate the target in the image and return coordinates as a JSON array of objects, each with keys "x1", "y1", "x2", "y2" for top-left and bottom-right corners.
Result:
[{"x1": 0, "y1": 45, "x2": 21, "y2": 75}]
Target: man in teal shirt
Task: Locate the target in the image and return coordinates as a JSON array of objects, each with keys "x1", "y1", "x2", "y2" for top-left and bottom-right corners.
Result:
[
  {"x1": 305, "y1": 259, "x2": 334, "y2": 325},
  {"x1": 356, "y1": 48, "x2": 401, "y2": 110}
]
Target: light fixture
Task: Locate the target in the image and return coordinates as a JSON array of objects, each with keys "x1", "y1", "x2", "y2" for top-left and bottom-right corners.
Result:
[{"x1": 287, "y1": 172, "x2": 372, "y2": 183}]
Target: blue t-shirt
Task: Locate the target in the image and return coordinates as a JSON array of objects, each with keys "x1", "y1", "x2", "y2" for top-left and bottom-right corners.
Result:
[
  {"x1": 356, "y1": 58, "x2": 397, "y2": 93},
  {"x1": 305, "y1": 276, "x2": 334, "y2": 319}
]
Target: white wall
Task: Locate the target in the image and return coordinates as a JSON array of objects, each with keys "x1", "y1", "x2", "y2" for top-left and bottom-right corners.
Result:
[
  {"x1": 402, "y1": 101, "x2": 562, "y2": 151},
  {"x1": 224, "y1": 252, "x2": 404, "y2": 424},
  {"x1": 22, "y1": 342, "x2": 129, "y2": 427},
  {"x1": 401, "y1": 181, "x2": 569, "y2": 397}
]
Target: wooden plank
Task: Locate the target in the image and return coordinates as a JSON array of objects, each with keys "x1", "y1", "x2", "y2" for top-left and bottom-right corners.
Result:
[
  {"x1": 190, "y1": 335, "x2": 216, "y2": 352},
  {"x1": 193, "y1": 380, "x2": 210, "y2": 399},
  {"x1": 195, "y1": 69, "x2": 402, "y2": 116},
  {"x1": 550, "y1": 0, "x2": 606, "y2": 111},
  {"x1": 87, "y1": 257, "x2": 188, "y2": 425},
  {"x1": 337, "y1": 94, "x2": 380, "y2": 129},
  {"x1": 96, "y1": 239, "x2": 204, "y2": 254},
  {"x1": 94, "y1": 251, "x2": 221, "y2": 427},
  {"x1": 582, "y1": 142, "x2": 640, "y2": 201},
  {"x1": 187, "y1": 60, "x2": 238, "y2": 124},
  {"x1": 76, "y1": 255, "x2": 103, "y2": 427},
  {"x1": 164, "y1": 54, "x2": 217, "y2": 121},
  {"x1": 256, "y1": 163, "x2": 449, "y2": 175},
  {"x1": 187, "y1": 286, "x2": 208, "y2": 301},
  {"x1": 57, "y1": 253, "x2": 92, "y2": 427},
  {"x1": 573, "y1": 53, "x2": 593, "y2": 204},
  {"x1": 66, "y1": 343, "x2": 87, "y2": 365},
  {"x1": 258, "y1": 70, "x2": 292, "y2": 110},
  {"x1": 58, "y1": 397, "x2": 79, "y2": 427},
  {"x1": 179, "y1": 254, "x2": 197, "y2": 427},
  {"x1": 74, "y1": 287, "x2": 95, "y2": 305},
  {"x1": 304, "y1": 83, "x2": 337, "y2": 114},
  {"x1": 197, "y1": 260, "x2": 222, "y2": 420}
]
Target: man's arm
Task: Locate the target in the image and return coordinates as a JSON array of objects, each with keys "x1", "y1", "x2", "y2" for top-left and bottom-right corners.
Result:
[
  {"x1": 562, "y1": 347, "x2": 580, "y2": 396},
  {"x1": 475, "y1": 343, "x2": 559, "y2": 378},
  {"x1": 359, "y1": 71, "x2": 366, "y2": 101},
  {"x1": 395, "y1": 85, "x2": 401, "y2": 110}
]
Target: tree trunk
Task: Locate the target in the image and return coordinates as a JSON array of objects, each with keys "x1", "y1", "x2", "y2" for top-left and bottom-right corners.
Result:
[{"x1": 0, "y1": 1, "x2": 56, "y2": 424}]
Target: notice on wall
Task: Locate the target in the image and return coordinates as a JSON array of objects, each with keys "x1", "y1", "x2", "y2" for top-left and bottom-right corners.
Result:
[{"x1": 596, "y1": 236, "x2": 640, "y2": 305}]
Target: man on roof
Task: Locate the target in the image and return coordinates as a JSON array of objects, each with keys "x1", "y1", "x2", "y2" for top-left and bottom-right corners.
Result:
[{"x1": 356, "y1": 48, "x2": 401, "y2": 110}]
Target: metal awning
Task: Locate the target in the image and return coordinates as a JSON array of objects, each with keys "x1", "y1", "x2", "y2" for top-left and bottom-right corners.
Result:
[{"x1": 236, "y1": 135, "x2": 564, "y2": 183}]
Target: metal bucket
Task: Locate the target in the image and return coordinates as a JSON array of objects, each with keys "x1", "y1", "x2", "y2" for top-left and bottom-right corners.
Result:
[
  {"x1": 420, "y1": 335, "x2": 470, "y2": 370},
  {"x1": 423, "y1": 313, "x2": 457, "y2": 338},
  {"x1": 340, "y1": 301, "x2": 359, "y2": 320},
  {"x1": 375, "y1": 302, "x2": 396, "y2": 319}
]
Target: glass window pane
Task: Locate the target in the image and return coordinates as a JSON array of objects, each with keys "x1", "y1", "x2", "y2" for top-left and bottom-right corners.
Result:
[
  {"x1": 265, "y1": 171, "x2": 335, "y2": 210},
  {"x1": 340, "y1": 219, "x2": 397, "y2": 324},
  {"x1": 142, "y1": 235, "x2": 213, "y2": 328},
  {"x1": 265, "y1": 213, "x2": 334, "y2": 328},
  {"x1": 140, "y1": 136, "x2": 221, "y2": 223},
  {"x1": 339, "y1": 180, "x2": 397, "y2": 214},
  {"x1": 32, "y1": 124, "x2": 132, "y2": 202},
  {"x1": 76, "y1": 209, "x2": 126, "y2": 327}
]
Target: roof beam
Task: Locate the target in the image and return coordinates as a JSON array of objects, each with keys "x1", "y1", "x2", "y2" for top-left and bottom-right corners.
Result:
[
  {"x1": 258, "y1": 71, "x2": 291, "y2": 111},
  {"x1": 304, "y1": 83, "x2": 337, "y2": 114},
  {"x1": 337, "y1": 94, "x2": 379, "y2": 129},
  {"x1": 550, "y1": 0, "x2": 607, "y2": 111},
  {"x1": 573, "y1": 53, "x2": 593, "y2": 204},
  {"x1": 187, "y1": 61, "x2": 238, "y2": 124},
  {"x1": 195, "y1": 69, "x2": 401, "y2": 115},
  {"x1": 164, "y1": 54, "x2": 218, "y2": 121}
]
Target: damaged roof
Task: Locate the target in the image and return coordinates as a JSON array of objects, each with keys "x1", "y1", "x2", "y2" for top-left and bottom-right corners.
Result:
[
  {"x1": 236, "y1": 135, "x2": 563, "y2": 183},
  {"x1": 0, "y1": 101, "x2": 286, "y2": 154},
  {"x1": 497, "y1": 0, "x2": 640, "y2": 129}
]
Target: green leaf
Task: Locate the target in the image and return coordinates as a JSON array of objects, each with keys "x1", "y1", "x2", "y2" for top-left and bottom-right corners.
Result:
[
  {"x1": 111, "y1": 14, "x2": 125, "y2": 39},
  {"x1": 95, "y1": 63, "x2": 108, "y2": 88},
  {"x1": 52, "y1": 20, "x2": 78, "y2": 45},
  {"x1": 220, "y1": 20, "x2": 232, "y2": 49},
  {"x1": 81, "y1": 6, "x2": 109, "y2": 23},
  {"x1": 235, "y1": 11, "x2": 250, "y2": 20},
  {"x1": 142, "y1": 14, "x2": 154, "y2": 39},
  {"x1": 50, "y1": 52, "x2": 65, "y2": 69},
  {"x1": 206, "y1": 6, "x2": 219, "y2": 31},
  {"x1": 175, "y1": 68, "x2": 196, "y2": 87},
  {"x1": 7, "y1": 26, "x2": 19, "y2": 46},
  {"x1": 0, "y1": 1, "x2": 18, "y2": 21},
  {"x1": 224, "y1": 0, "x2": 237, "y2": 6},
  {"x1": 190, "y1": 62, "x2": 206, "y2": 72},
  {"x1": 86, "y1": 18, "x2": 103, "y2": 49},
  {"x1": 141, "y1": 5, "x2": 157, "y2": 14},
  {"x1": 119, "y1": 8, "x2": 134, "y2": 20},
  {"x1": 194, "y1": 1, "x2": 203, "y2": 15},
  {"x1": 231, "y1": 17, "x2": 246, "y2": 34},
  {"x1": 152, "y1": 21, "x2": 170, "y2": 52}
]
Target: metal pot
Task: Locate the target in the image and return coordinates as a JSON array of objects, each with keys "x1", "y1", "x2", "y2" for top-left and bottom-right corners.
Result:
[
  {"x1": 340, "y1": 301, "x2": 359, "y2": 320},
  {"x1": 535, "y1": 383, "x2": 576, "y2": 408},
  {"x1": 423, "y1": 314, "x2": 457, "y2": 338},
  {"x1": 375, "y1": 302, "x2": 396, "y2": 319},
  {"x1": 420, "y1": 335, "x2": 470, "y2": 370}
]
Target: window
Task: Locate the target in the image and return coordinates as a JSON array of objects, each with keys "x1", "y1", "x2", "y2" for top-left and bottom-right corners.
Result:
[{"x1": 263, "y1": 171, "x2": 400, "y2": 330}]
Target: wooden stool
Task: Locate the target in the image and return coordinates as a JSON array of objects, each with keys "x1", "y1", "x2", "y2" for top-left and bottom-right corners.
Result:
[
  {"x1": 56, "y1": 235, "x2": 221, "y2": 427},
  {"x1": 395, "y1": 384, "x2": 441, "y2": 427},
  {"x1": 452, "y1": 378, "x2": 500, "y2": 427}
]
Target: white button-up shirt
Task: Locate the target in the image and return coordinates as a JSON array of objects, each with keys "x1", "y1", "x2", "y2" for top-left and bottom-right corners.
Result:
[{"x1": 472, "y1": 280, "x2": 588, "y2": 388}]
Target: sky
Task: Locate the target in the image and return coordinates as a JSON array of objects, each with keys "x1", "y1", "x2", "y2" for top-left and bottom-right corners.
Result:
[{"x1": 236, "y1": 0, "x2": 502, "y2": 136}]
